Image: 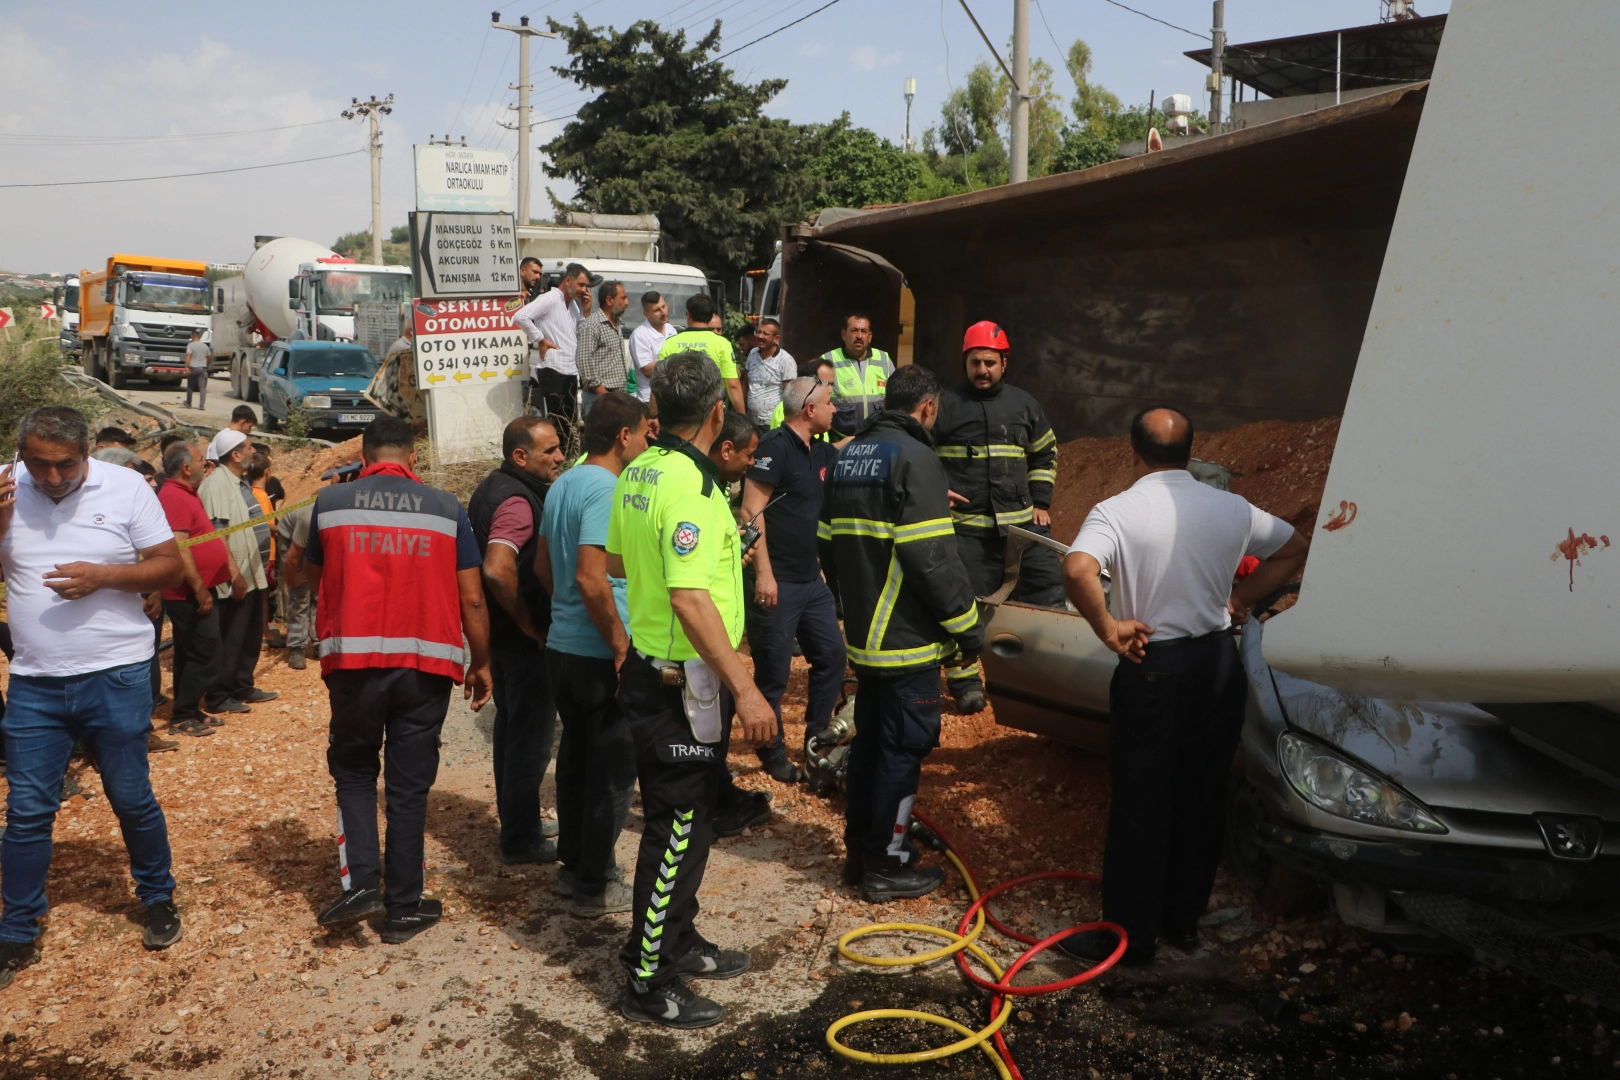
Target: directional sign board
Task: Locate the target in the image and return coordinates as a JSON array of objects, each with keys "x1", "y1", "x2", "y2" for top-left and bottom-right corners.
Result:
[
  {"x1": 413, "y1": 145, "x2": 515, "y2": 213},
  {"x1": 408, "y1": 211, "x2": 518, "y2": 299},
  {"x1": 37, "y1": 302, "x2": 56, "y2": 321},
  {"x1": 412, "y1": 296, "x2": 527, "y2": 465},
  {"x1": 0, "y1": 308, "x2": 13, "y2": 330}
]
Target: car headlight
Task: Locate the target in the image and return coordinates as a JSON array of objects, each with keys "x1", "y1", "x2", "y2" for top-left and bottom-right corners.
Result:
[
  {"x1": 303, "y1": 395, "x2": 332, "y2": 409},
  {"x1": 1277, "y1": 732, "x2": 1447, "y2": 834}
]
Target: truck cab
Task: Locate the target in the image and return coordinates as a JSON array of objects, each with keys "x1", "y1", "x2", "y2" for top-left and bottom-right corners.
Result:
[
  {"x1": 287, "y1": 263, "x2": 413, "y2": 342},
  {"x1": 53, "y1": 277, "x2": 80, "y2": 354},
  {"x1": 79, "y1": 256, "x2": 210, "y2": 389}
]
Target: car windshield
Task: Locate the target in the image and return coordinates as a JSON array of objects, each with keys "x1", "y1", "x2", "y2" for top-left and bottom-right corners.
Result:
[
  {"x1": 316, "y1": 272, "x2": 413, "y2": 315},
  {"x1": 615, "y1": 278, "x2": 710, "y2": 334},
  {"x1": 290, "y1": 349, "x2": 378, "y2": 379},
  {"x1": 61, "y1": 285, "x2": 79, "y2": 313},
  {"x1": 125, "y1": 276, "x2": 208, "y2": 313}
]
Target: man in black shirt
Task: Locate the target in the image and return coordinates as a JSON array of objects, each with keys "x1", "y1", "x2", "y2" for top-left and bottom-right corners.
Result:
[{"x1": 740, "y1": 375, "x2": 842, "y2": 783}]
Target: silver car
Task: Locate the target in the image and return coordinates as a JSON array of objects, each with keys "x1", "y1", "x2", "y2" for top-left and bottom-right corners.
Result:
[{"x1": 982, "y1": 528, "x2": 1620, "y2": 987}]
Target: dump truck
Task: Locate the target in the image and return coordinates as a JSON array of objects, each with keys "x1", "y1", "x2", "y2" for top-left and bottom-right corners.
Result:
[
  {"x1": 78, "y1": 255, "x2": 210, "y2": 389},
  {"x1": 52, "y1": 276, "x2": 79, "y2": 354},
  {"x1": 211, "y1": 236, "x2": 412, "y2": 402}
]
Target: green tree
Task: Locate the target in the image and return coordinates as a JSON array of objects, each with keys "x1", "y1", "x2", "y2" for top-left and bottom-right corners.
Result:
[
  {"x1": 541, "y1": 17, "x2": 832, "y2": 289},
  {"x1": 330, "y1": 229, "x2": 408, "y2": 265},
  {"x1": 1065, "y1": 40, "x2": 1121, "y2": 130},
  {"x1": 814, "y1": 122, "x2": 924, "y2": 209}
]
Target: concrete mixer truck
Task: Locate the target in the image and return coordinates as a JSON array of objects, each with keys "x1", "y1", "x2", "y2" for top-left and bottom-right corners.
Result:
[{"x1": 210, "y1": 236, "x2": 412, "y2": 402}]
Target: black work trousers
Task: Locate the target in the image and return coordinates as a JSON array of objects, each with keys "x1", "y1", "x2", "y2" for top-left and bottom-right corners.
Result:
[
  {"x1": 206, "y1": 588, "x2": 264, "y2": 709},
  {"x1": 548, "y1": 649, "x2": 636, "y2": 893},
  {"x1": 326, "y1": 667, "x2": 451, "y2": 918},
  {"x1": 163, "y1": 597, "x2": 220, "y2": 724},
  {"x1": 531, "y1": 369, "x2": 579, "y2": 427},
  {"x1": 1102, "y1": 633, "x2": 1246, "y2": 954},
  {"x1": 490, "y1": 633, "x2": 557, "y2": 858},
  {"x1": 617, "y1": 652, "x2": 732, "y2": 988},
  {"x1": 745, "y1": 576, "x2": 844, "y2": 764},
  {"x1": 844, "y1": 666, "x2": 941, "y2": 863}
]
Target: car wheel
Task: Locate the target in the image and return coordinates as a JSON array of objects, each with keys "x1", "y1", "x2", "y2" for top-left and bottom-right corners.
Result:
[
  {"x1": 1224, "y1": 779, "x2": 1326, "y2": 917},
  {"x1": 262, "y1": 409, "x2": 280, "y2": 432}
]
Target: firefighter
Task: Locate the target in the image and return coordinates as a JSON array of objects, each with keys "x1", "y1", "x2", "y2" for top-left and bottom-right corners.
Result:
[
  {"x1": 821, "y1": 313, "x2": 894, "y2": 437},
  {"x1": 934, "y1": 321, "x2": 1061, "y2": 714},
  {"x1": 823, "y1": 365, "x2": 982, "y2": 902}
]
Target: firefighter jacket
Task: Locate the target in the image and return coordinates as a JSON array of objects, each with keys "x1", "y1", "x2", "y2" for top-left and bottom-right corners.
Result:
[
  {"x1": 933, "y1": 380, "x2": 1058, "y2": 534},
  {"x1": 821, "y1": 347, "x2": 895, "y2": 436},
  {"x1": 822, "y1": 411, "x2": 983, "y2": 673}
]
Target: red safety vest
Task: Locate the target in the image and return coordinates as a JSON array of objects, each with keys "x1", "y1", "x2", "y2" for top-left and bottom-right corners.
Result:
[{"x1": 312, "y1": 462, "x2": 468, "y2": 682}]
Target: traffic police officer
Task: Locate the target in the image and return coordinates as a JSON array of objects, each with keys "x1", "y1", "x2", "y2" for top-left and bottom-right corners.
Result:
[
  {"x1": 934, "y1": 321, "x2": 1062, "y2": 714},
  {"x1": 606, "y1": 351, "x2": 776, "y2": 1029},
  {"x1": 822, "y1": 312, "x2": 895, "y2": 437},
  {"x1": 824, "y1": 364, "x2": 982, "y2": 902}
]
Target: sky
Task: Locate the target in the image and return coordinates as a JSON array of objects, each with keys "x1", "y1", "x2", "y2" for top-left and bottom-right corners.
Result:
[{"x1": 0, "y1": 0, "x2": 1449, "y2": 275}]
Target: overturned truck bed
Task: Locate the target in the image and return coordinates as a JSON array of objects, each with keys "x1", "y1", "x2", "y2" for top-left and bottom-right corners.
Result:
[{"x1": 781, "y1": 83, "x2": 1428, "y2": 441}]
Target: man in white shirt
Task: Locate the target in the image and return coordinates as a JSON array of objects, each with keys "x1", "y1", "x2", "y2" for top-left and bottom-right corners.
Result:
[
  {"x1": 627, "y1": 290, "x2": 676, "y2": 404},
  {"x1": 184, "y1": 330, "x2": 210, "y2": 410},
  {"x1": 0, "y1": 406, "x2": 188, "y2": 980},
  {"x1": 1060, "y1": 407, "x2": 1308, "y2": 966},
  {"x1": 742, "y1": 317, "x2": 795, "y2": 427},
  {"x1": 514, "y1": 262, "x2": 590, "y2": 425}
]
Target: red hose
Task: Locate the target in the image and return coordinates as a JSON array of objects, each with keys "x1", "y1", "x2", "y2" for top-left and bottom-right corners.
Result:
[{"x1": 912, "y1": 810, "x2": 1128, "y2": 1080}]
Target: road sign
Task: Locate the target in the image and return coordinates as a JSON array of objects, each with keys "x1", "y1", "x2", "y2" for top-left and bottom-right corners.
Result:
[
  {"x1": 0, "y1": 308, "x2": 13, "y2": 330},
  {"x1": 413, "y1": 296, "x2": 528, "y2": 464},
  {"x1": 414, "y1": 145, "x2": 515, "y2": 213},
  {"x1": 408, "y1": 211, "x2": 518, "y2": 299},
  {"x1": 37, "y1": 302, "x2": 57, "y2": 321}
]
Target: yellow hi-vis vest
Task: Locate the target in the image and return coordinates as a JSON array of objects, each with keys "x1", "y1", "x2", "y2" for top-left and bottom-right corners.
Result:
[{"x1": 821, "y1": 347, "x2": 894, "y2": 436}]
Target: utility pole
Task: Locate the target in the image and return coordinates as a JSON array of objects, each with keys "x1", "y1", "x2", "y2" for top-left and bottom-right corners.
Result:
[
  {"x1": 493, "y1": 12, "x2": 558, "y2": 226},
  {"x1": 342, "y1": 94, "x2": 393, "y2": 265},
  {"x1": 904, "y1": 77, "x2": 917, "y2": 154},
  {"x1": 1208, "y1": 0, "x2": 1225, "y2": 134},
  {"x1": 1009, "y1": 0, "x2": 1031, "y2": 183}
]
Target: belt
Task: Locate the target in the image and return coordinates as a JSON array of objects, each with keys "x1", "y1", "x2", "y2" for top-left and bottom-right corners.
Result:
[{"x1": 1142, "y1": 629, "x2": 1236, "y2": 650}]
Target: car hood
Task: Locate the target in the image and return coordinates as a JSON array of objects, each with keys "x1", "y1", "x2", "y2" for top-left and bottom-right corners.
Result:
[
  {"x1": 291, "y1": 376, "x2": 372, "y2": 394},
  {"x1": 1243, "y1": 619, "x2": 1620, "y2": 821}
]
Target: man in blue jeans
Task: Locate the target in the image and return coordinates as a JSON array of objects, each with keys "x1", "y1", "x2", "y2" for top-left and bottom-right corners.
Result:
[
  {"x1": 0, "y1": 406, "x2": 187, "y2": 986},
  {"x1": 740, "y1": 374, "x2": 843, "y2": 785}
]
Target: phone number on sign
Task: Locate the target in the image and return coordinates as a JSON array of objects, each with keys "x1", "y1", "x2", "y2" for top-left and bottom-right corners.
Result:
[{"x1": 420, "y1": 351, "x2": 526, "y2": 372}]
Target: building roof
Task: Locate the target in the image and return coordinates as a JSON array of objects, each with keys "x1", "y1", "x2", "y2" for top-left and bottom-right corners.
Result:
[{"x1": 1186, "y1": 13, "x2": 1446, "y2": 98}]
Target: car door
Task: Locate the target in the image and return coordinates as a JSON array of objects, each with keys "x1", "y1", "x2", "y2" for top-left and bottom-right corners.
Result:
[{"x1": 264, "y1": 348, "x2": 290, "y2": 419}]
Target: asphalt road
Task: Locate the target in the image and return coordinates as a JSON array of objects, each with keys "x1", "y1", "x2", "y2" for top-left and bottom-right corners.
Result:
[{"x1": 118, "y1": 370, "x2": 257, "y2": 429}]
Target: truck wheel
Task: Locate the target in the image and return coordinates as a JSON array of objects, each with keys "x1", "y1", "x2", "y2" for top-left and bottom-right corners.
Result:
[
  {"x1": 82, "y1": 344, "x2": 96, "y2": 380},
  {"x1": 245, "y1": 371, "x2": 259, "y2": 403},
  {"x1": 1224, "y1": 779, "x2": 1326, "y2": 917},
  {"x1": 110, "y1": 361, "x2": 128, "y2": 390},
  {"x1": 229, "y1": 358, "x2": 243, "y2": 399}
]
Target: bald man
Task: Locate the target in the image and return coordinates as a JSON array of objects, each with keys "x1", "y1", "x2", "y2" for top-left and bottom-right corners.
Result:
[{"x1": 1058, "y1": 407, "x2": 1309, "y2": 966}]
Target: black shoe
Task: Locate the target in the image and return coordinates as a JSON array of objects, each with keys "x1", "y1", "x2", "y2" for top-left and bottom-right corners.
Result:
[
  {"x1": 239, "y1": 688, "x2": 279, "y2": 704},
  {"x1": 713, "y1": 791, "x2": 772, "y2": 838},
  {"x1": 1059, "y1": 928, "x2": 1153, "y2": 967},
  {"x1": 621, "y1": 979, "x2": 726, "y2": 1029},
  {"x1": 0, "y1": 940, "x2": 40, "y2": 989},
  {"x1": 952, "y1": 687, "x2": 987, "y2": 714},
  {"x1": 541, "y1": 818, "x2": 560, "y2": 840},
  {"x1": 862, "y1": 857, "x2": 947, "y2": 903},
  {"x1": 500, "y1": 840, "x2": 558, "y2": 865},
  {"x1": 206, "y1": 697, "x2": 251, "y2": 714},
  {"x1": 142, "y1": 900, "x2": 182, "y2": 950},
  {"x1": 317, "y1": 885, "x2": 385, "y2": 927},
  {"x1": 380, "y1": 899, "x2": 442, "y2": 944},
  {"x1": 1162, "y1": 929, "x2": 1199, "y2": 954},
  {"x1": 761, "y1": 756, "x2": 805, "y2": 784},
  {"x1": 841, "y1": 852, "x2": 865, "y2": 887},
  {"x1": 673, "y1": 938, "x2": 750, "y2": 980},
  {"x1": 287, "y1": 647, "x2": 307, "y2": 670}
]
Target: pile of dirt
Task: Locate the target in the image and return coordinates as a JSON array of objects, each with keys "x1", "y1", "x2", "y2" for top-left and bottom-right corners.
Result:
[
  {"x1": 1048, "y1": 416, "x2": 1342, "y2": 544},
  {"x1": 277, "y1": 435, "x2": 362, "y2": 505}
]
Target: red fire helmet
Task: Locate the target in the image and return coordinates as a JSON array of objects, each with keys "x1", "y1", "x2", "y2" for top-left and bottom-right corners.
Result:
[{"x1": 962, "y1": 320, "x2": 1010, "y2": 353}]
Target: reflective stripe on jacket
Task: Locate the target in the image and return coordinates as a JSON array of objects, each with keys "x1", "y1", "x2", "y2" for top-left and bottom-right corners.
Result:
[
  {"x1": 933, "y1": 381, "x2": 1057, "y2": 534},
  {"x1": 312, "y1": 473, "x2": 467, "y2": 681},
  {"x1": 822, "y1": 348, "x2": 894, "y2": 436},
  {"x1": 822, "y1": 411, "x2": 981, "y2": 673}
]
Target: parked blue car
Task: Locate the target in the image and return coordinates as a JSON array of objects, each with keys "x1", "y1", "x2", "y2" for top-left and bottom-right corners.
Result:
[{"x1": 258, "y1": 341, "x2": 381, "y2": 433}]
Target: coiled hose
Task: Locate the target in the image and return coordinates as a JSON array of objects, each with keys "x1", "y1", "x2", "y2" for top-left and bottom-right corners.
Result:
[{"x1": 827, "y1": 810, "x2": 1126, "y2": 1079}]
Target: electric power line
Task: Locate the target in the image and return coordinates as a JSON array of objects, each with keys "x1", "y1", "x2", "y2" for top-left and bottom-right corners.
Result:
[
  {"x1": 715, "y1": 0, "x2": 845, "y2": 60},
  {"x1": 1033, "y1": 0, "x2": 1065, "y2": 56},
  {"x1": 0, "y1": 148, "x2": 367, "y2": 189},
  {"x1": 1095, "y1": 0, "x2": 1209, "y2": 42},
  {"x1": 446, "y1": 26, "x2": 494, "y2": 137},
  {"x1": 0, "y1": 117, "x2": 344, "y2": 146}
]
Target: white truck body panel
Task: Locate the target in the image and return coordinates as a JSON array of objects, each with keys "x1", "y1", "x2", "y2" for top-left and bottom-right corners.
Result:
[
  {"x1": 245, "y1": 237, "x2": 337, "y2": 341},
  {"x1": 1264, "y1": 0, "x2": 1620, "y2": 701}
]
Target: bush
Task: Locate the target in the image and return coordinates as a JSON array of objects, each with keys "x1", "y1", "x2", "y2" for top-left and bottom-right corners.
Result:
[{"x1": 0, "y1": 310, "x2": 105, "y2": 449}]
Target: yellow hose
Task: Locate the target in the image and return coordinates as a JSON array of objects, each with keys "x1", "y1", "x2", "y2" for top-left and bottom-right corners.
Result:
[{"x1": 827, "y1": 848, "x2": 1014, "y2": 1079}]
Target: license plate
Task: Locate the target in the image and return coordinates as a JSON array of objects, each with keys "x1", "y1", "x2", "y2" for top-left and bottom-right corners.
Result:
[{"x1": 339, "y1": 413, "x2": 376, "y2": 423}]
